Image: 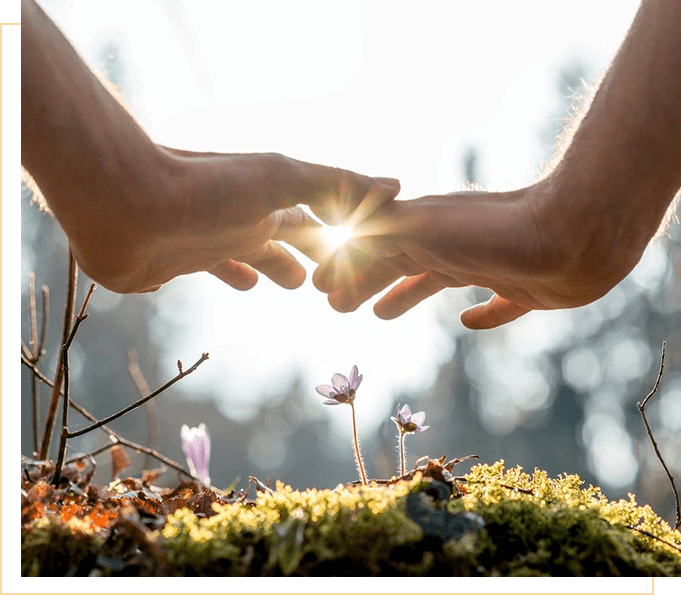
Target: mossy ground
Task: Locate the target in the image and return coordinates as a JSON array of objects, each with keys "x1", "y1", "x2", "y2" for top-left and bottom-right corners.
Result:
[{"x1": 21, "y1": 460, "x2": 681, "y2": 576}]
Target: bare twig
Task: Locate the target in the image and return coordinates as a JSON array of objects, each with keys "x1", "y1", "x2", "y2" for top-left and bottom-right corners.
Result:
[
  {"x1": 127, "y1": 348, "x2": 159, "y2": 469},
  {"x1": 21, "y1": 339, "x2": 33, "y2": 361},
  {"x1": 40, "y1": 250, "x2": 78, "y2": 460},
  {"x1": 20, "y1": 353, "x2": 193, "y2": 478},
  {"x1": 52, "y1": 283, "x2": 96, "y2": 485},
  {"x1": 37, "y1": 285, "x2": 50, "y2": 360},
  {"x1": 67, "y1": 353, "x2": 210, "y2": 439},
  {"x1": 637, "y1": 341, "x2": 681, "y2": 532},
  {"x1": 626, "y1": 525, "x2": 681, "y2": 554},
  {"x1": 25, "y1": 275, "x2": 50, "y2": 453},
  {"x1": 65, "y1": 439, "x2": 119, "y2": 465},
  {"x1": 28, "y1": 274, "x2": 40, "y2": 452},
  {"x1": 28, "y1": 273, "x2": 38, "y2": 355}
]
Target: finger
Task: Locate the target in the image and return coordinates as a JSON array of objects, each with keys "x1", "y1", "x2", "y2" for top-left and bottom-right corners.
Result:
[
  {"x1": 240, "y1": 240, "x2": 307, "y2": 290},
  {"x1": 270, "y1": 206, "x2": 330, "y2": 264},
  {"x1": 326, "y1": 263, "x2": 404, "y2": 313},
  {"x1": 272, "y1": 156, "x2": 401, "y2": 225},
  {"x1": 324, "y1": 252, "x2": 428, "y2": 312},
  {"x1": 459, "y1": 294, "x2": 531, "y2": 329},
  {"x1": 312, "y1": 242, "x2": 386, "y2": 293},
  {"x1": 373, "y1": 272, "x2": 453, "y2": 319},
  {"x1": 209, "y1": 260, "x2": 259, "y2": 291}
]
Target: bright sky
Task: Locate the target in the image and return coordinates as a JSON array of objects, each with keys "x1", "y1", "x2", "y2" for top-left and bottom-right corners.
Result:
[{"x1": 29, "y1": 0, "x2": 642, "y2": 433}]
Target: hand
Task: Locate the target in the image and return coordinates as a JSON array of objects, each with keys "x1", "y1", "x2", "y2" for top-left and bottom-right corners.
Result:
[
  {"x1": 20, "y1": 0, "x2": 401, "y2": 294},
  {"x1": 66, "y1": 148, "x2": 400, "y2": 293},
  {"x1": 313, "y1": 180, "x2": 644, "y2": 329}
]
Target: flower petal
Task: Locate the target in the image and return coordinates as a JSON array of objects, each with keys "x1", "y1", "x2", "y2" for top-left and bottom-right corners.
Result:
[
  {"x1": 415, "y1": 425, "x2": 430, "y2": 433},
  {"x1": 315, "y1": 384, "x2": 336, "y2": 397},
  {"x1": 331, "y1": 373, "x2": 349, "y2": 392},
  {"x1": 398, "y1": 404, "x2": 412, "y2": 424},
  {"x1": 354, "y1": 373, "x2": 363, "y2": 391},
  {"x1": 411, "y1": 411, "x2": 426, "y2": 427},
  {"x1": 323, "y1": 399, "x2": 343, "y2": 405},
  {"x1": 349, "y1": 365, "x2": 359, "y2": 388}
]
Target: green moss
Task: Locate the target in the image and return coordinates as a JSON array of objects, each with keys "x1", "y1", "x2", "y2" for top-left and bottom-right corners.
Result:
[
  {"x1": 21, "y1": 516, "x2": 104, "y2": 576},
  {"x1": 22, "y1": 461, "x2": 681, "y2": 576}
]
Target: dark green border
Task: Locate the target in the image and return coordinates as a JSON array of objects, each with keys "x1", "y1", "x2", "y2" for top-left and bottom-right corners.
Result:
[{"x1": 0, "y1": 1, "x2": 660, "y2": 595}]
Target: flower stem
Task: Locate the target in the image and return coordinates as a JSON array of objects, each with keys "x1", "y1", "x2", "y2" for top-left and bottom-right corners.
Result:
[
  {"x1": 399, "y1": 432, "x2": 406, "y2": 477},
  {"x1": 350, "y1": 402, "x2": 368, "y2": 485}
]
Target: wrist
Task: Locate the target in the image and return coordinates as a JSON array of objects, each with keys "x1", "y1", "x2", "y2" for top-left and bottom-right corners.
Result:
[{"x1": 529, "y1": 171, "x2": 646, "y2": 301}]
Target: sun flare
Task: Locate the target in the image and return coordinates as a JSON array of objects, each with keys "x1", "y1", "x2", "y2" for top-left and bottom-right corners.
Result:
[{"x1": 322, "y1": 224, "x2": 353, "y2": 250}]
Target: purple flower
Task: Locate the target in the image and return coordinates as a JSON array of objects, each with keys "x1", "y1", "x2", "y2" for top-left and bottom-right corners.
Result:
[
  {"x1": 391, "y1": 404, "x2": 430, "y2": 434},
  {"x1": 181, "y1": 423, "x2": 211, "y2": 485},
  {"x1": 315, "y1": 365, "x2": 363, "y2": 406}
]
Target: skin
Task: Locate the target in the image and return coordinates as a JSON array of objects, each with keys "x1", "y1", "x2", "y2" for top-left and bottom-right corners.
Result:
[
  {"x1": 314, "y1": 0, "x2": 681, "y2": 329},
  {"x1": 21, "y1": 0, "x2": 399, "y2": 294}
]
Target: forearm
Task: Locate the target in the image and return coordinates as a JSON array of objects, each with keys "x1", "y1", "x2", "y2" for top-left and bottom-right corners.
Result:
[
  {"x1": 21, "y1": 0, "x2": 175, "y2": 234},
  {"x1": 544, "y1": 0, "x2": 681, "y2": 269}
]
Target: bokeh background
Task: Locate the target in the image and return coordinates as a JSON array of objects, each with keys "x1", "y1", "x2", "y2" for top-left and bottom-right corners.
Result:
[{"x1": 21, "y1": 0, "x2": 681, "y2": 525}]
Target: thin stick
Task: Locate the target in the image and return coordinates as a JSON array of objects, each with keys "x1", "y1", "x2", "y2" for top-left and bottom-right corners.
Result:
[
  {"x1": 27, "y1": 275, "x2": 50, "y2": 453},
  {"x1": 25, "y1": 281, "x2": 51, "y2": 451},
  {"x1": 127, "y1": 348, "x2": 159, "y2": 469},
  {"x1": 637, "y1": 341, "x2": 681, "y2": 532},
  {"x1": 39, "y1": 250, "x2": 78, "y2": 460},
  {"x1": 52, "y1": 284, "x2": 96, "y2": 485},
  {"x1": 67, "y1": 353, "x2": 209, "y2": 438},
  {"x1": 37, "y1": 285, "x2": 50, "y2": 360},
  {"x1": 399, "y1": 433, "x2": 406, "y2": 477},
  {"x1": 349, "y1": 402, "x2": 368, "y2": 485},
  {"x1": 28, "y1": 273, "x2": 38, "y2": 356},
  {"x1": 20, "y1": 354, "x2": 193, "y2": 478},
  {"x1": 626, "y1": 525, "x2": 681, "y2": 554},
  {"x1": 65, "y1": 440, "x2": 118, "y2": 465},
  {"x1": 28, "y1": 274, "x2": 40, "y2": 452},
  {"x1": 21, "y1": 339, "x2": 33, "y2": 361}
]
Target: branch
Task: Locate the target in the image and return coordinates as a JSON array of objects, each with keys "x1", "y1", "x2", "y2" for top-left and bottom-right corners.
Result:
[
  {"x1": 127, "y1": 348, "x2": 159, "y2": 469},
  {"x1": 25, "y1": 274, "x2": 50, "y2": 453},
  {"x1": 65, "y1": 439, "x2": 119, "y2": 465},
  {"x1": 37, "y1": 285, "x2": 50, "y2": 361},
  {"x1": 67, "y1": 353, "x2": 210, "y2": 438},
  {"x1": 20, "y1": 354, "x2": 193, "y2": 478},
  {"x1": 637, "y1": 341, "x2": 681, "y2": 532},
  {"x1": 21, "y1": 339, "x2": 33, "y2": 361},
  {"x1": 626, "y1": 525, "x2": 681, "y2": 555},
  {"x1": 39, "y1": 250, "x2": 78, "y2": 460},
  {"x1": 52, "y1": 283, "x2": 96, "y2": 485}
]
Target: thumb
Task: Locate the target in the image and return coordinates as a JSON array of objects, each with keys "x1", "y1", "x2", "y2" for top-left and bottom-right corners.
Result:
[{"x1": 460, "y1": 294, "x2": 530, "y2": 330}]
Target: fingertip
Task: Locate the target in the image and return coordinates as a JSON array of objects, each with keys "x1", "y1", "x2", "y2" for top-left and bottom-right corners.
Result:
[
  {"x1": 375, "y1": 177, "x2": 401, "y2": 195},
  {"x1": 459, "y1": 296, "x2": 530, "y2": 330},
  {"x1": 328, "y1": 291, "x2": 360, "y2": 313},
  {"x1": 373, "y1": 301, "x2": 397, "y2": 320},
  {"x1": 281, "y1": 266, "x2": 307, "y2": 290},
  {"x1": 210, "y1": 261, "x2": 259, "y2": 291}
]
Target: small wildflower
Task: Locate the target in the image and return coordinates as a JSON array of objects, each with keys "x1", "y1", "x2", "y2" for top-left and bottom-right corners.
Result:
[
  {"x1": 315, "y1": 365, "x2": 367, "y2": 484},
  {"x1": 391, "y1": 404, "x2": 430, "y2": 435},
  {"x1": 391, "y1": 404, "x2": 429, "y2": 477},
  {"x1": 315, "y1": 365, "x2": 362, "y2": 405},
  {"x1": 181, "y1": 423, "x2": 211, "y2": 485}
]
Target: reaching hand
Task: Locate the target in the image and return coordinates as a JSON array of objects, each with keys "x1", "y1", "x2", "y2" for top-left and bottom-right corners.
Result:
[
  {"x1": 62, "y1": 149, "x2": 400, "y2": 294},
  {"x1": 313, "y1": 181, "x2": 647, "y2": 329}
]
